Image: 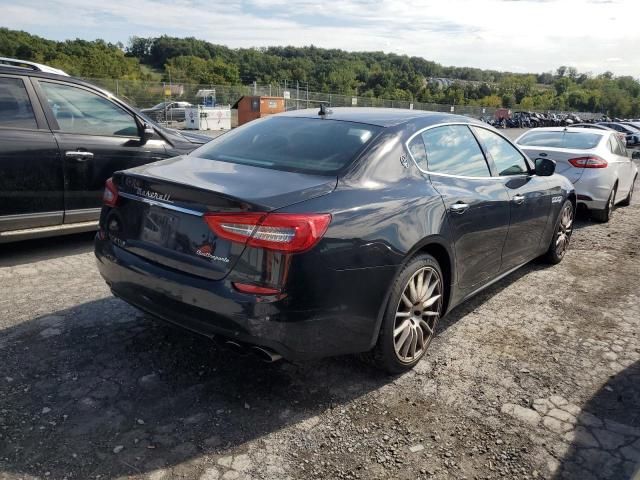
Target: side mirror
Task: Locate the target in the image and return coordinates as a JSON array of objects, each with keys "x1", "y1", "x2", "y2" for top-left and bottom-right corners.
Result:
[
  {"x1": 632, "y1": 151, "x2": 640, "y2": 160},
  {"x1": 140, "y1": 123, "x2": 155, "y2": 143},
  {"x1": 535, "y1": 157, "x2": 556, "y2": 176}
]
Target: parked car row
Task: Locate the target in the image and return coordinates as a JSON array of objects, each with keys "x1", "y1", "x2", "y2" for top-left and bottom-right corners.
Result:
[
  {"x1": 1, "y1": 58, "x2": 638, "y2": 374},
  {"x1": 484, "y1": 111, "x2": 584, "y2": 129}
]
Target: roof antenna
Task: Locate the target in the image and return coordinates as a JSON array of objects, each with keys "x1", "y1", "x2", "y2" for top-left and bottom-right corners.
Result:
[{"x1": 318, "y1": 103, "x2": 332, "y2": 118}]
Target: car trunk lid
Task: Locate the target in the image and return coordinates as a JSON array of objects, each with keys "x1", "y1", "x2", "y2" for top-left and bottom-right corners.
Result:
[
  {"x1": 520, "y1": 146, "x2": 589, "y2": 184},
  {"x1": 109, "y1": 155, "x2": 337, "y2": 280}
]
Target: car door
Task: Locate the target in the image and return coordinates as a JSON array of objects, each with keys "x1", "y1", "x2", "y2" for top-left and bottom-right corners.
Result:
[
  {"x1": 408, "y1": 124, "x2": 510, "y2": 290},
  {"x1": 609, "y1": 134, "x2": 634, "y2": 199},
  {"x1": 0, "y1": 75, "x2": 63, "y2": 234},
  {"x1": 472, "y1": 126, "x2": 552, "y2": 270},
  {"x1": 33, "y1": 79, "x2": 169, "y2": 223}
]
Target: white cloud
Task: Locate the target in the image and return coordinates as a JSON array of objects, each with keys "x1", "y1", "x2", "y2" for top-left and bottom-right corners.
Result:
[{"x1": 1, "y1": 0, "x2": 638, "y2": 76}]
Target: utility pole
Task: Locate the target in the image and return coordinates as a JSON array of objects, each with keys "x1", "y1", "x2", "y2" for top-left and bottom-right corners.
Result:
[
  {"x1": 306, "y1": 82, "x2": 309, "y2": 108},
  {"x1": 296, "y1": 81, "x2": 300, "y2": 110}
]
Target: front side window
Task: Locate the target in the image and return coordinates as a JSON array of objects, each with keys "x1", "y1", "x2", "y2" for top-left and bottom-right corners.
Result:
[
  {"x1": 194, "y1": 116, "x2": 381, "y2": 175},
  {"x1": 473, "y1": 127, "x2": 529, "y2": 176},
  {"x1": 0, "y1": 77, "x2": 37, "y2": 129},
  {"x1": 40, "y1": 82, "x2": 138, "y2": 137},
  {"x1": 420, "y1": 125, "x2": 490, "y2": 177}
]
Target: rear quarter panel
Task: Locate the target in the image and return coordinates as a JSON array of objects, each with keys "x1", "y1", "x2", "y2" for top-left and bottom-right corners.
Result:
[{"x1": 230, "y1": 127, "x2": 454, "y2": 352}]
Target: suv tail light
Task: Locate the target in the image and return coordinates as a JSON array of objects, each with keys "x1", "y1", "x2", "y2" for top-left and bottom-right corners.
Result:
[
  {"x1": 204, "y1": 212, "x2": 331, "y2": 253},
  {"x1": 103, "y1": 178, "x2": 119, "y2": 207},
  {"x1": 568, "y1": 156, "x2": 608, "y2": 168}
]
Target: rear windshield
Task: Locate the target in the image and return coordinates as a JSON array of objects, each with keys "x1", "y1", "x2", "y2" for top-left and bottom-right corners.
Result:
[
  {"x1": 192, "y1": 117, "x2": 382, "y2": 174},
  {"x1": 517, "y1": 131, "x2": 602, "y2": 149}
]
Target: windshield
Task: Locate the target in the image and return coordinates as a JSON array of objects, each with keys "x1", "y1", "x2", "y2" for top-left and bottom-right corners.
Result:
[
  {"x1": 192, "y1": 116, "x2": 382, "y2": 175},
  {"x1": 517, "y1": 131, "x2": 603, "y2": 149}
]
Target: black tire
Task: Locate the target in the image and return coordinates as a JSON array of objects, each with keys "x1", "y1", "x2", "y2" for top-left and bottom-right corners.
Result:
[
  {"x1": 591, "y1": 185, "x2": 617, "y2": 222},
  {"x1": 619, "y1": 176, "x2": 636, "y2": 207},
  {"x1": 543, "y1": 200, "x2": 574, "y2": 264},
  {"x1": 367, "y1": 254, "x2": 445, "y2": 374}
]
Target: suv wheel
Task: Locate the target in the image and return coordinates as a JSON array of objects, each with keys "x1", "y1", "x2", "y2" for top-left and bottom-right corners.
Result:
[{"x1": 369, "y1": 254, "x2": 444, "y2": 374}]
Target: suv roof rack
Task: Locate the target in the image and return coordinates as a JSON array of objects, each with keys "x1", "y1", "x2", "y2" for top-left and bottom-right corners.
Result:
[{"x1": 0, "y1": 57, "x2": 69, "y2": 76}]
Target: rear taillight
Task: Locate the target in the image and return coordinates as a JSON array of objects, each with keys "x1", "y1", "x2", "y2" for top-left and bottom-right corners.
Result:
[
  {"x1": 204, "y1": 212, "x2": 331, "y2": 253},
  {"x1": 103, "y1": 178, "x2": 119, "y2": 207},
  {"x1": 232, "y1": 283, "x2": 281, "y2": 295},
  {"x1": 568, "y1": 156, "x2": 608, "y2": 168}
]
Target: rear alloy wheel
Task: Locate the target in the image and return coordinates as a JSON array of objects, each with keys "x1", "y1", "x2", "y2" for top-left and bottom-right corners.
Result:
[
  {"x1": 619, "y1": 176, "x2": 636, "y2": 207},
  {"x1": 369, "y1": 254, "x2": 444, "y2": 374},
  {"x1": 591, "y1": 185, "x2": 616, "y2": 223},
  {"x1": 544, "y1": 200, "x2": 574, "y2": 264}
]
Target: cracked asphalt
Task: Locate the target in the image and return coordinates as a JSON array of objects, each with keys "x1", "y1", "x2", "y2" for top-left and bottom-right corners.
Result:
[{"x1": 0, "y1": 161, "x2": 639, "y2": 480}]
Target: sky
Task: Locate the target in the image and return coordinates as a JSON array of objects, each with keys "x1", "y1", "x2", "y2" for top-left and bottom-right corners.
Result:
[{"x1": 2, "y1": 0, "x2": 638, "y2": 77}]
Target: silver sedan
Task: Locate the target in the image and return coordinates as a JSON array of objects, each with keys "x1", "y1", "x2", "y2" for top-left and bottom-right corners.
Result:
[{"x1": 516, "y1": 127, "x2": 639, "y2": 222}]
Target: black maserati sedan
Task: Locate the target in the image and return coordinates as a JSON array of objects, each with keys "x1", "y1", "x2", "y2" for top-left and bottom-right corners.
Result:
[{"x1": 95, "y1": 108, "x2": 575, "y2": 373}]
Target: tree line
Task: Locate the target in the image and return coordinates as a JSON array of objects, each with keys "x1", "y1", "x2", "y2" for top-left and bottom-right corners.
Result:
[{"x1": 1, "y1": 28, "x2": 639, "y2": 117}]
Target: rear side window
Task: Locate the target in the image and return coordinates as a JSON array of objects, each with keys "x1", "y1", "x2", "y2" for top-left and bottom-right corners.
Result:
[
  {"x1": 40, "y1": 82, "x2": 138, "y2": 137},
  {"x1": 407, "y1": 135, "x2": 427, "y2": 169},
  {"x1": 0, "y1": 77, "x2": 37, "y2": 129},
  {"x1": 473, "y1": 127, "x2": 529, "y2": 176},
  {"x1": 609, "y1": 135, "x2": 627, "y2": 156},
  {"x1": 419, "y1": 125, "x2": 490, "y2": 177},
  {"x1": 194, "y1": 117, "x2": 382, "y2": 174},
  {"x1": 517, "y1": 131, "x2": 602, "y2": 149}
]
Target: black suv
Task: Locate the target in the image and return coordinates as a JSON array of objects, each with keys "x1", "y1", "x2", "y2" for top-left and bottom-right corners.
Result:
[{"x1": 0, "y1": 58, "x2": 209, "y2": 243}]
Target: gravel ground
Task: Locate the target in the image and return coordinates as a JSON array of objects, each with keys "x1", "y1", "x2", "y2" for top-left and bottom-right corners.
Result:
[{"x1": 0, "y1": 168, "x2": 639, "y2": 480}]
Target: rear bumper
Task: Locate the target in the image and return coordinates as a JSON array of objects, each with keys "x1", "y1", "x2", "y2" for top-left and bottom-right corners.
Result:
[
  {"x1": 95, "y1": 236, "x2": 395, "y2": 361},
  {"x1": 573, "y1": 170, "x2": 616, "y2": 210}
]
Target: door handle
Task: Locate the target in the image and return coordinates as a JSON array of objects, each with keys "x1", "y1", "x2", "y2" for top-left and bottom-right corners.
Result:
[
  {"x1": 450, "y1": 202, "x2": 469, "y2": 214},
  {"x1": 65, "y1": 150, "x2": 94, "y2": 161},
  {"x1": 512, "y1": 194, "x2": 525, "y2": 205}
]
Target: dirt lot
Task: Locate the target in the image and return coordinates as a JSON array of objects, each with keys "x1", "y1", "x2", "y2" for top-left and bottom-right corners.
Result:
[{"x1": 0, "y1": 170, "x2": 639, "y2": 480}]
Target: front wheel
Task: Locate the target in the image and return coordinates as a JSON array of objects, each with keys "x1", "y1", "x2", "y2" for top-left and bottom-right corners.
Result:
[
  {"x1": 368, "y1": 254, "x2": 444, "y2": 374},
  {"x1": 543, "y1": 200, "x2": 574, "y2": 264}
]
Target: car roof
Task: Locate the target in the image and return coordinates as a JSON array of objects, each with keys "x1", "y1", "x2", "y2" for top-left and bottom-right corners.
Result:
[
  {"x1": 277, "y1": 107, "x2": 482, "y2": 128},
  {"x1": 0, "y1": 57, "x2": 69, "y2": 76},
  {"x1": 0, "y1": 65, "x2": 115, "y2": 94}
]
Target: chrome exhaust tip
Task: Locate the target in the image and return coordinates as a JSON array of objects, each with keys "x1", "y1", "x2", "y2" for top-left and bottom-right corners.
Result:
[
  {"x1": 224, "y1": 340, "x2": 250, "y2": 356},
  {"x1": 251, "y1": 345, "x2": 283, "y2": 363}
]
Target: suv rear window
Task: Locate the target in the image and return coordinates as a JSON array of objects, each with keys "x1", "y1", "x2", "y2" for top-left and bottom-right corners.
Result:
[
  {"x1": 517, "y1": 131, "x2": 602, "y2": 149},
  {"x1": 0, "y1": 78, "x2": 37, "y2": 129},
  {"x1": 194, "y1": 117, "x2": 381, "y2": 174}
]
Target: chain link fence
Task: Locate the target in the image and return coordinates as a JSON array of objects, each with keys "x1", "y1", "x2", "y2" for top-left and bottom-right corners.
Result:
[{"x1": 84, "y1": 78, "x2": 601, "y2": 125}]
